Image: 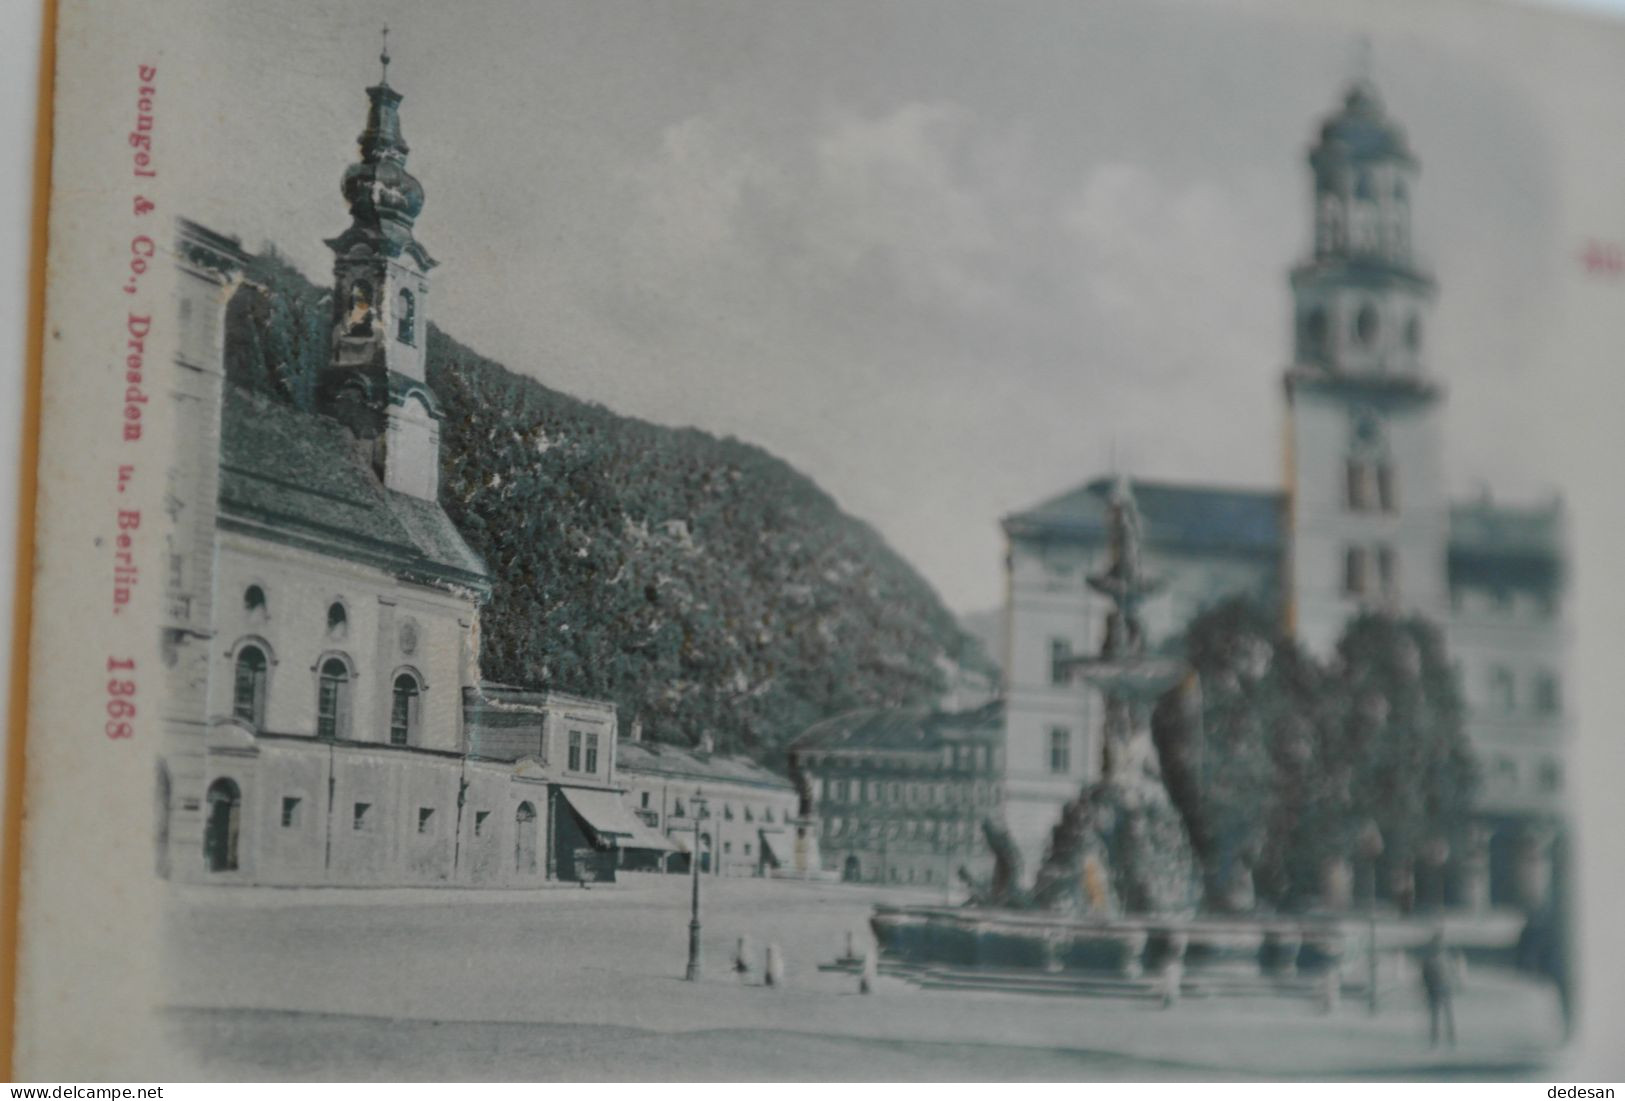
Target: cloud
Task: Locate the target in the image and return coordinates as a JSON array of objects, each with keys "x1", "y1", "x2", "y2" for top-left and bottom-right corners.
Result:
[
  {"x1": 591, "y1": 102, "x2": 1305, "y2": 606},
  {"x1": 610, "y1": 102, "x2": 1046, "y2": 338}
]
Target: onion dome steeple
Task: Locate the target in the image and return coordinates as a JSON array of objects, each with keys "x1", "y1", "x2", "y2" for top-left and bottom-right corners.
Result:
[
  {"x1": 320, "y1": 30, "x2": 444, "y2": 503},
  {"x1": 328, "y1": 27, "x2": 435, "y2": 272}
]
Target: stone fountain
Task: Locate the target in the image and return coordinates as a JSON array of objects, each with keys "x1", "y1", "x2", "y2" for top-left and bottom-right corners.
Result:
[{"x1": 868, "y1": 480, "x2": 1344, "y2": 984}]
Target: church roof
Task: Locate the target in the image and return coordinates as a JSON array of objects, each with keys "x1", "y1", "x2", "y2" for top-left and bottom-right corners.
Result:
[
  {"x1": 218, "y1": 386, "x2": 489, "y2": 592},
  {"x1": 789, "y1": 701, "x2": 1003, "y2": 754},
  {"x1": 1003, "y1": 477, "x2": 1283, "y2": 558}
]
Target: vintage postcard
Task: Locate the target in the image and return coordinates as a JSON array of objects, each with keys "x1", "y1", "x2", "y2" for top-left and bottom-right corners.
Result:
[{"x1": 9, "y1": 0, "x2": 1625, "y2": 1083}]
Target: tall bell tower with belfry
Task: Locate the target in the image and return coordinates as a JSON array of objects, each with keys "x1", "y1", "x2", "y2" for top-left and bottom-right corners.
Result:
[
  {"x1": 1283, "y1": 70, "x2": 1451, "y2": 655},
  {"x1": 321, "y1": 29, "x2": 443, "y2": 502}
]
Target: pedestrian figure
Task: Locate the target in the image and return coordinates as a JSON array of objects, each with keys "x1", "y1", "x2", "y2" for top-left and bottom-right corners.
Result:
[
  {"x1": 1420, "y1": 930, "x2": 1457, "y2": 1048},
  {"x1": 764, "y1": 942, "x2": 785, "y2": 987},
  {"x1": 1320, "y1": 964, "x2": 1341, "y2": 1014},
  {"x1": 1158, "y1": 956, "x2": 1184, "y2": 1009},
  {"x1": 734, "y1": 936, "x2": 752, "y2": 977},
  {"x1": 859, "y1": 949, "x2": 877, "y2": 995}
]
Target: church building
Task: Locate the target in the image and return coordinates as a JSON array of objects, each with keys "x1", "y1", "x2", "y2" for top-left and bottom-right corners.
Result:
[
  {"x1": 158, "y1": 55, "x2": 644, "y2": 887},
  {"x1": 999, "y1": 79, "x2": 1569, "y2": 911}
]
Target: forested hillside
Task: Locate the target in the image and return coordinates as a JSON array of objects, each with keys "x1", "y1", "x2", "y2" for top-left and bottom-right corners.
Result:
[{"x1": 223, "y1": 249, "x2": 992, "y2": 761}]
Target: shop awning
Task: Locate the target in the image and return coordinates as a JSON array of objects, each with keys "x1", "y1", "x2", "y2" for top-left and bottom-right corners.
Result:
[
  {"x1": 758, "y1": 828, "x2": 789, "y2": 867},
  {"x1": 625, "y1": 820, "x2": 681, "y2": 854},
  {"x1": 558, "y1": 787, "x2": 680, "y2": 852}
]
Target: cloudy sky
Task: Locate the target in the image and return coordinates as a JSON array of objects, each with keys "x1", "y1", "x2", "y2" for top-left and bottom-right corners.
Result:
[{"x1": 172, "y1": 0, "x2": 1573, "y2": 614}]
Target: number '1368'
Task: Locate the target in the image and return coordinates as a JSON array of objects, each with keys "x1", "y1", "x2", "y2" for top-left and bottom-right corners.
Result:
[{"x1": 106, "y1": 656, "x2": 135, "y2": 739}]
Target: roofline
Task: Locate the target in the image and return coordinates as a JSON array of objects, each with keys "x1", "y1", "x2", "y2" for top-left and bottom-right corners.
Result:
[
  {"x1": 218, "y1": 509, "x2": 493, "y2": 598},
  {"x1": 1001, "y1": 476, "x2": 1284, "y2": 534},
  {"x1": 614, "y1": 761, "x2": 794, "y2": 792}
]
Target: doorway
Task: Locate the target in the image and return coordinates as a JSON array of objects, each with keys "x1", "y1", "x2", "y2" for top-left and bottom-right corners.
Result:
[{"x1": 204, "y1": 777, "x2": 241, "y2": 873}]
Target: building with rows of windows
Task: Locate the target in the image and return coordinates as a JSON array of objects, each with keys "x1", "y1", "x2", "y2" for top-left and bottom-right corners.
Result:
[
  {"x1": 613, "y1": 728, "x2": 805, "y2": 877},
  {"x1": 786, "y1": 703, "x2": 1002, "y2": 888},
  {"x1": 999, "y1": 78, "x2": 1569, "y2": 912},
  {"x1": 157, "y1": 64, "x2": 657, "y2": 887}
]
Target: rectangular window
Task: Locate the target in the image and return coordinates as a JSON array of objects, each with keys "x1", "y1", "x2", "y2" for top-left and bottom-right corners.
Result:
[
  {"x1": 1376, "y1": 545, "x2": 1398, "y2": 597},
  {"x1": 1535, "y1": 673, "x2": 1561, "y2": 715},
  {"x1": 280, "y1": 796, "x2": 301, "y2": 829},
  {"x1": 723, "y1": 841, "x2": 732, "y2": 854},
  {"x1": 585, "y1": 733, "x2": 599, "y2": 773},
  {"x1": 640, "y1": 791, "x2": 651, "y2": 808},
  {"x1": 474, "y1": 810, "x2": 490, "y2": 837},
  {"x1": 1539, "y1": 759, "x2": 1562, "y2": 792},
  {"x1": 417, "y1": 807, "x2": 435, "y2": 834},
  {"x1": 1345, "y1": 459, "x2": 1371, "y2": 511},
  {"x1": 1049, "y1": 638, "x2": 1072, "y2": 686},
  {"x1": 568, "y1": 730, "x2": 582, "y2": 771},
  {"x1": 1377, "y1": 464, "x2": 1397, "y2": 512},
  {"x1": 1491, "y1": 667, "x2": 1516, "y2": 713},
  {"x1": 1049, "y1": 727, "x2": 1071, "y2": 774},
  {"x1": 1343, "y1": 546, "x2": 1368, "y2": 596},
  {"x1": 352, "y1": 802, "x2": 372, "y2": 831}
]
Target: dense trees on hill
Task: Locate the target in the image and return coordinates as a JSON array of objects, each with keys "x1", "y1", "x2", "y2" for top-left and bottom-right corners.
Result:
[{"x1": 223, "y1": 248, "x2": 991, "y2": 762}]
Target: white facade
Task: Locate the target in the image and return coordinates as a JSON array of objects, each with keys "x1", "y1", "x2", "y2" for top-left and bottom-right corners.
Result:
[
  {"x1": 209, "y1": 532, "x2": 476, "y2": 752},
  {"x1": 996, "y1": 81, "x2": 1571, "y2": 905},
  {"x1": 1002, "y1": 501, "x2": 1277, "y2": 868},
  {"x1": 616, "y1": 736, "x2": 800, "y2": 877},
  {"x1": 1285, "y1": 383, "x2": 1450, "y2": 656}
]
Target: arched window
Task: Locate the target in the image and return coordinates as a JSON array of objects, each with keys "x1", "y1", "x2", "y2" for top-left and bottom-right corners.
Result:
[
  {"x1": 326, "y1": 601, "x2": 348, "y2": 640},
  {"x1": 1355, "y1": 170, "x2": 1375, "y2": 200},
  {"x1": 390, "y1": 674, "x2": 420, "y2": 746},
  {"x1": 233, "y1": 645, "x2": 268, "y2": 727},
  {"x1": 347, "y1": 280, "x2": 374, "y2": 336},
  {"x1": 395, "y1": 287, "x2": 416, "y2": 345},
  {"x1": 317, "y1": 658, "x2": 350, "y2": 740},
  {"x1": 1318, "y1": 194, "x2": 1343, "y2": 252},
  {"x1": 1354, "y1": 304, "x2": 1379, "y2": 348},
  {"x1": 244, "y1": 585, "x2": 267, "y2": 618},
  {"x1": 1303, "y1": 308, "x2": 1329, "y2": 360}
]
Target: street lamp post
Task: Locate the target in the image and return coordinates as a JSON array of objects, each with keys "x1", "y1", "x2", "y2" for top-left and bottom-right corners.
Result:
[
  {"x1": 1357, "y1": 820, "x2": 1385, "y2": 1016},
  {"x1": 685, "y1": 788, "x2": 708, "y2": 981}
]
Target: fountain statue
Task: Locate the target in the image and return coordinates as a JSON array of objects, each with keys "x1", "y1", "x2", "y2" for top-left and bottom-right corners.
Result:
[{"x1": 957, "y1": 478, "x2": 1200, "y2": 916}]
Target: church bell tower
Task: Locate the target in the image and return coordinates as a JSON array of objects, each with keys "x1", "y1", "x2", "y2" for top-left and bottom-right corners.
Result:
[
  {"x1": 321, "y1": 32, "x2": 442, "y2": 501},
  {"x1": 1284, "y1": 77, "x2": 1450, "y2": 654}
]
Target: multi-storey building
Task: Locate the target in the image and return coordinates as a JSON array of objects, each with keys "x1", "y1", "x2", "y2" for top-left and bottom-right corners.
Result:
[
  {"x1": 159, "y1": 60, "x2": 640, "y2": 887},
  {"x1": 614, "y1": 729, "x2": 802, "y2": 877},
  {"x1": 788, "y1": 703, "x2": 1002, "y2": 888},
  {"x1": 999, "y1": 78, "x2": 1569, "y2": 909}
]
